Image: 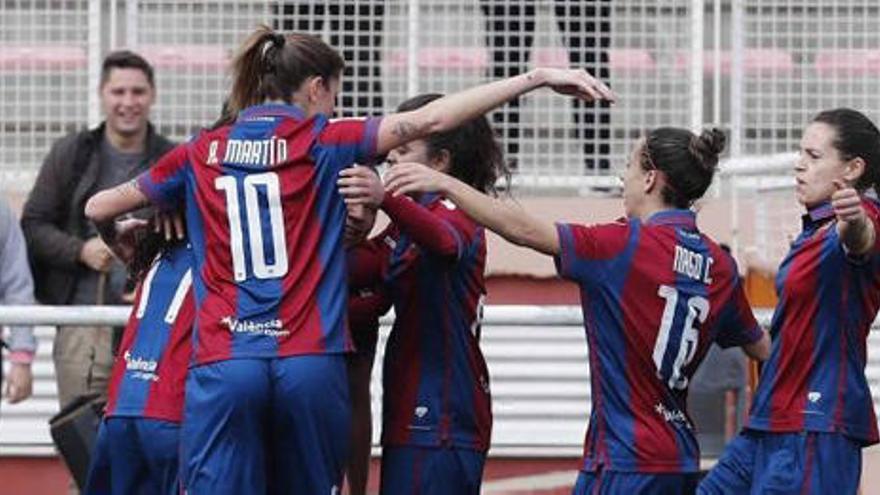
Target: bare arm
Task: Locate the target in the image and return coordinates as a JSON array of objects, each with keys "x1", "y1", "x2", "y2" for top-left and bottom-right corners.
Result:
[
  {"x1": 383, "y1": 162, "x2": 560, "y2": 256},
  {"x1": 742, "y1": 330, "x2": 771, "y2": 362},
  {"x1": 85, "y1": 179, "x2": 150, "y2": 223},
  {"x1": 375, "y1": 68, "x2": 614, "y2": 156}
]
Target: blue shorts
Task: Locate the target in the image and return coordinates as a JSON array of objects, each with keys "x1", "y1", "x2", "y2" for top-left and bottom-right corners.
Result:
[
  {"x1": 380, "y1": 445, "x2": 486, "y2": 495},
  {"x1": 84, "y1": 417, "x2": 180, "y2": 495},
  {"x1": 698, "y1": 430, "x2": 862, "y2": 495},
  {"x1": 179, "y1": 355, "x2": 350, "y2": 495},
  {"x1": 572, "y1": 469, "x2": 699, "y2": 495}
]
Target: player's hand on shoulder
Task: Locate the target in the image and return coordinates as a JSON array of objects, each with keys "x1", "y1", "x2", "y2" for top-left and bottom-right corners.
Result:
[
  {"x1": 154, "y1": 211, "x2": 186, "y2": 242},
  {"x1": 383, "y1": 162, "x2": 449, "y2": 197},
  {"x1": 831, "y1": 179, "x2": 865, "y2": 225},
  {"x1": 338, "y1": 165, "x2": 384, "y2": 208}
]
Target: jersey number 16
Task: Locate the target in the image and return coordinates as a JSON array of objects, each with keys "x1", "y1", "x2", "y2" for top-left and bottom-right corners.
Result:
[{"x1": 652, "y1": 285, "x2": 709, "y2": 390}]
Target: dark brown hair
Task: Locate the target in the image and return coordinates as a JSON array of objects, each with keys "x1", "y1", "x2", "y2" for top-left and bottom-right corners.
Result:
[
  {"x1": 100, "y1": 50, "x2": 155, "y2": 88},
  {"x1": 127, "y1": 228, "x2": 182, "y2": 282},
  {"x1": 226, "y1": 25, "x2": 345, "y2": 120},
  {"x1": 396, "y1": 93, "x2": 509, "y2": 195},
  {"x1": 642, "y1": 127, "x2": 726, "y2": 208}
]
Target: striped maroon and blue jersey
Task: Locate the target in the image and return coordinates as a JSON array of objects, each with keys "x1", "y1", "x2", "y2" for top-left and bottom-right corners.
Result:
[
  {"x1": 377, "y1": 193, "x2": 492, "y2": 452},
  {"x1": 555, "y1": 210, "x2": 763, "y2": 473},
  {"x1": 136, "y1": 103, "x2": 381, "y2": 365},
  {"x1": 748, "y1": 199, "x2": 880, "y2": 445},
  {"x1": 105, "y1": 243, "x2": 194, "y2": 422}
]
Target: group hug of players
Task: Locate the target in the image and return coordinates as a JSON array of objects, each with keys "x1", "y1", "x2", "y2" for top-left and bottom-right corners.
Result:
[{"x1": 79, "y1": 25, "x2": 880, "y2": 495}]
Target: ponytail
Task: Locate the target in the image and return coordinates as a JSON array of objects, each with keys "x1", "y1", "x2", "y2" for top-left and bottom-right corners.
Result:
[{"x1": 227, "y1": 25, "x2": 345, "y2": 121}]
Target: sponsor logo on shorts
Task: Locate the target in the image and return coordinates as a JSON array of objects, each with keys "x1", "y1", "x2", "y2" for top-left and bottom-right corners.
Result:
[
  {"x1": 220, "y1": 316, "x2": 289, "y2": 337},
  {"x1": 124, "y1": 351, "x2": 159, "y2": 382},
  {"x1": 808, "y1": 391, "x2": 822, "y2": 403}
]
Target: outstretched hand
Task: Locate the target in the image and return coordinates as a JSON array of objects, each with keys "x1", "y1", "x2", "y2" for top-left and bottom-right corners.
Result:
[
  {"x1": 831, "y1": 179, "x2": 865, "y2": 225},
  {"x1": 537, "y1": 68, "x2": 616, "y2": 104},
  {"x1": 384, "y1": 163, "x2": 451, "y2": 198}
]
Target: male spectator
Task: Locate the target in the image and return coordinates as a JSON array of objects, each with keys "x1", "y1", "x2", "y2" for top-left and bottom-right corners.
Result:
[
  {"x1": 21, "y1": 50, "x2": 174, "y2": 415},
  {"x1": 0, "y1": 198, "x2": 36, "y2": 407}
]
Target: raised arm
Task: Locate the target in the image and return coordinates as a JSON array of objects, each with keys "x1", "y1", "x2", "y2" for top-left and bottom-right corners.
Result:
[
  {"x1": 85, "y1": 179, "x2": 149, "y2": 223},
  {"x1": 374, "y1": 68, "x2": 614, "y2": 156},
  {"x1": 383, "y1": 162, "x2": 560, "y2": 256},
  {"x1": 87, "y1": 144, "x2": 189, "y2": 225}
]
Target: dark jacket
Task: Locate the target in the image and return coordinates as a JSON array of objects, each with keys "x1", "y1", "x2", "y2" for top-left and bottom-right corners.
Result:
[{"x1": 21, "y1": 123, "x2": 175, "y2": 304}]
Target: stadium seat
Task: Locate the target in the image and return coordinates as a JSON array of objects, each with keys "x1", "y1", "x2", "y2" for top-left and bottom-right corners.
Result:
[
  {"x1": 0, "y1": 44, "x2": 87, "y2": 71},
  {"x1": 526, "y1": 47, "x2": 657, "y2": 74},
  {"x1": 608, "y1": 48, "x2": 657, "y2": 73},
  {"x1": 675, "y1": 48, "x2": 795, "y2": 76},
  {"x1": 387, "y1": 47, "x2": 488, "y2": 71},
  {"x1": 136, "y1": 44, "x2": 229, "y2": 70},
  {"x1": 814, "y1": 49, "x2": 880, "y2": 76},
  {"x1": 531, "y1": 47, "x2": 570, "y2": 68}
]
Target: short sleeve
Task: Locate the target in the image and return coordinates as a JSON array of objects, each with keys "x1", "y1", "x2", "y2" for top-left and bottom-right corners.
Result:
[
  {"x1": 136, "y1": 144, "x2": 191, "y2": 210},
  {"x1": 554, "y1": 221, "x2": 632, "y2": 281},
  {"x1": 714, "y1": 278, "x2": 764, "y2": 349},
  {"x1": 317, "y1": 116, "x2": 382, "y2": 169}
]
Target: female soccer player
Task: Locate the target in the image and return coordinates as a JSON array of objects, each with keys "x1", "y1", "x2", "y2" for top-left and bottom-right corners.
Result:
[
  {"x1": 374, "y1": 127, "x2": 771, "y2": 495},
  {"x1": 700, "y1": 108, "x2": 880, "y2": 494},
  {"x1": 84, "y1": 25, "x2": 612, "y2": 494},
  {"x1": 344, "y1": 203, "x2": 390, "y2": 495},
  {"x1": 84, "y1": 224, "x2": 194, "y2": 495},
  {"x1": 338, "y1": 92, "x2": 508, "y2": 494}
]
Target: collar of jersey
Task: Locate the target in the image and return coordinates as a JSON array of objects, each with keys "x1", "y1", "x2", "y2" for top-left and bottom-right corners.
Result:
[
  {"x1": 237, "y1": 103, "x2": 306, "y2": 122},
  {"x1": 645, "y1": 208, "x2": 696, "y2": 229},
  {"x1": 802, "y1": 201, "x2": 834, "y2": 230}
]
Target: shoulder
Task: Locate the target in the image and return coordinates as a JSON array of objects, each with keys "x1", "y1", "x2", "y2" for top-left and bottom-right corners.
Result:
[
  {"x1": 559, "y1": 218, "x2": 634, "y2": 260},
  {"x1": 40, "y1": 128, "x2": 98, "y2": 175},
  {"x1": 432, "y1": 196, "x2": 479, "y2": 227},
  {"x1": 862, "y1": 197, "x2": 880, "y2": 218},
  {"x1": 147, "y1": 123, "x2": 177, "y2": 157},
  {"x1": 55, "y1": 128, "x2": 96, "y2": 157}
]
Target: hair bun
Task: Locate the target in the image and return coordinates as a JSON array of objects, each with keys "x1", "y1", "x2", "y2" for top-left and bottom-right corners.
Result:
[{"x1": 690, "y1": 128, "x2": 726, "y2": 170}]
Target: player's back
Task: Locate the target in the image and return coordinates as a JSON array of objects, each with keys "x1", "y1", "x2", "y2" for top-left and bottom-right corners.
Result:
[
  {"x1": 555, "y1": 210, "x2": 762, "y2": 472},
  {"x1": 138, "y1": 103, "x2": 381, "y2": 365},
  {"x1": 105, "y1": 242, "x2": 195, "y2": 422}
]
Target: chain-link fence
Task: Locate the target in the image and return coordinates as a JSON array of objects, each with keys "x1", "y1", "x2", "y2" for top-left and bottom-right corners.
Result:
[{"x1": 3, "y1": 1, "x2": 880, "y2": 193}]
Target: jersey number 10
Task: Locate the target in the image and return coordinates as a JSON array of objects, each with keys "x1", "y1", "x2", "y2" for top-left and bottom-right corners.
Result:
[
  {"x1": 215, "y1": 173, "x2": 289, "y2": 282},
  {"x1": 652, "y1": 285, "x2": 709, "y2": 390}
]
